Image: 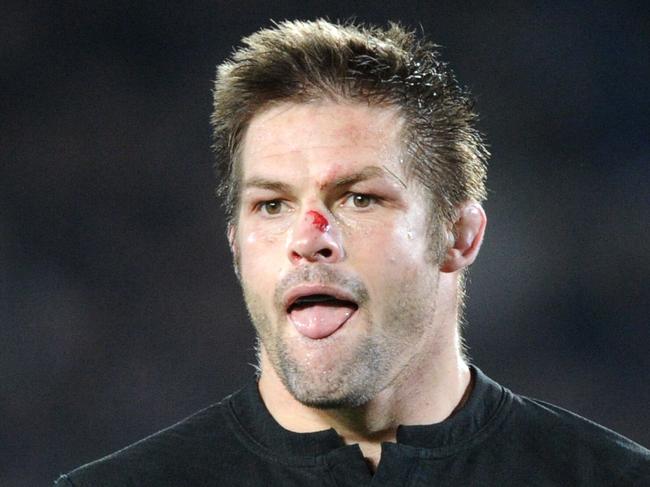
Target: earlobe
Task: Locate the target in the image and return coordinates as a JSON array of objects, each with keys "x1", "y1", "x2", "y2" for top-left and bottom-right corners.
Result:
[{"x1": 440, "y1": 202, "x2": 487, "y2": 273}]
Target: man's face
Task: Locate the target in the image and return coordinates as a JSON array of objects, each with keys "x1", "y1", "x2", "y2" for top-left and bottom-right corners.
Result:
[{"x1": 233, "y1": 100, "x2": 444, "y2": 408}]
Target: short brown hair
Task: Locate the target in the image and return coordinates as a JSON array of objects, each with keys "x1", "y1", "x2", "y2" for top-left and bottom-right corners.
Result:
[{"x1": 211, "y1": 19, "x2": 488, "y2": 234}]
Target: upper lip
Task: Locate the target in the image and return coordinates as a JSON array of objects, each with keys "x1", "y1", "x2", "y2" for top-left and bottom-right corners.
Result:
[{"x1": 283, "y1": 285, "x2": 358, "y2": 312}]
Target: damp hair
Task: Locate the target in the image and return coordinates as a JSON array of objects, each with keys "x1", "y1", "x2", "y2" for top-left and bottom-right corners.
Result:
[{"x1": 211, "y1": 19, "x2": 488, "y2": 256}]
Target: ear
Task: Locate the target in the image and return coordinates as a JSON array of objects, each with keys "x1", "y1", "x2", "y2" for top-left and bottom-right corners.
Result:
[
  {"x1": 227, "y1": 223, "x2": 242, "y2": 279},
  {"x1": 440, "y1": 202, "x2": 487, "y2": 273},
  {"x1": 227, "y1": 223, "x2": 237, "y2": 256}
]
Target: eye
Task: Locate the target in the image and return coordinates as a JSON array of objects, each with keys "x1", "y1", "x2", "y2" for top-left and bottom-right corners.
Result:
[
  {"x1": 343, "y1": 193, "x2": 376, "y2": 209},
  {"x1": 256, "y1": 200, "x2": 285, "y2": 215}
]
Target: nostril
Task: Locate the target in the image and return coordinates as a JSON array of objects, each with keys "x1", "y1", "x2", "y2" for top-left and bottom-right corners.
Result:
[{"x1": 319, "y1": 248, "x2": 333, "y2": 258}]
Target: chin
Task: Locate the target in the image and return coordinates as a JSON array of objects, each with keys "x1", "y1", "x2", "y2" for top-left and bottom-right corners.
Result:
[
  {"x1": 273, "y1": 339, "x2": 386, "y2": 410},
  {"x1": 288, "y1": 381, "x2": 374, "y2": 410}
]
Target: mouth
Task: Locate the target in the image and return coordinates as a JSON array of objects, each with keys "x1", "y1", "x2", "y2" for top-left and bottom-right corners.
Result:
[{"x1": 285, "y1": 290, "x2": 359, "y2": 340}]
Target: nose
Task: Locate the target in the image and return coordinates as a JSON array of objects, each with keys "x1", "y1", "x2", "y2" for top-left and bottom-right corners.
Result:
[{"x1": 287, "y1": 210, "x2": 344, "y2": 264}]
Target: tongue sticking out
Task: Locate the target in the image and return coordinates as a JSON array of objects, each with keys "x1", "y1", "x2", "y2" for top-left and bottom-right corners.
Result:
[{"x1": 290, "y1": 302, "x2": 356, "y2": 339}]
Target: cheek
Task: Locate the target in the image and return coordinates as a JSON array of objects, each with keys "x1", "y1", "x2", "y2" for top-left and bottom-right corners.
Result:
[
  {"x1": 237, "y1": 227, "x2": 285, "y2": 280},
  {"x1": 239, "y1": 215, "x2": 291, "y2": 248},
  {"x1": 344, "y1": 216, "x2": 428, "y2": 261},
  {"x1": 344, "y1": 221, "x2": 428, "y2": 290}
]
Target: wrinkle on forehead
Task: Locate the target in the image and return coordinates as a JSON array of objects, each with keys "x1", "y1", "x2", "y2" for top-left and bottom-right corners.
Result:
[
  {"x1": 243, "y1": 101, "x2": 404, "y2": 157},
  {"x1": 246, "y1": 144, "x2": 393, "y2": 161}
]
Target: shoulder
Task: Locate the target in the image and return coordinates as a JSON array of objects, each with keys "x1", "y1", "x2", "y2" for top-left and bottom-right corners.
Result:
[
  {"x1": 55, "y1": 391, "x2": 250, "y2": 487},
  {"x1": 502, "y1": 389, "x2": 650, "y2": 485}
]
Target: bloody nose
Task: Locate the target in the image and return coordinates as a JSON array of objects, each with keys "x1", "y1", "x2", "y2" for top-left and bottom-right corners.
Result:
[
  {"x1": 287, "y1": 210, "x2": 343, "y2": 264},
  {"x1": 306, "y1": 210, "x2": 330, "y2": 233}
]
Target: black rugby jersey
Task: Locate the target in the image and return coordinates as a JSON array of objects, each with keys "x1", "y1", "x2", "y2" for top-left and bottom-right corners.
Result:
[{"x1": 55, "y1": 367, "x2": 650, "y2": 486}]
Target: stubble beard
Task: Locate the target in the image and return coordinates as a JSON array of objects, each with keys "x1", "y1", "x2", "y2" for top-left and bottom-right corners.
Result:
[{"x1": 243, "y1": 265, "x2": 438, "y2": 410}]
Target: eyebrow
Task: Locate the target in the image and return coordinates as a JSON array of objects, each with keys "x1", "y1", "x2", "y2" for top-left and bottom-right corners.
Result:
[
  {"x1": 241, "y1": 178, "x2": 292, "y2": 194},
  {"x1": 242, "y1": 166, "x2": 396, "y2": 194}
]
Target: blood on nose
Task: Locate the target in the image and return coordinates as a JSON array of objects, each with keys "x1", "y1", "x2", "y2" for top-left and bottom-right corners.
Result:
[{"x1": 306, "y1": 210, "x2": 330, "y2": 233}]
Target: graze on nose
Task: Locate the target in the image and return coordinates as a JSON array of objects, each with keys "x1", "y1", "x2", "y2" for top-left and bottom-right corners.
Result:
[{"x1": 307, "y1": 210, "x2": 329, "y2": 233}]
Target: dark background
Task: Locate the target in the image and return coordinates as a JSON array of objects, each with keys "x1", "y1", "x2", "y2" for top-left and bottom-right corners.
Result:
[{"x1": 2, "y1": 1, "x2": 649, "y2": 485}]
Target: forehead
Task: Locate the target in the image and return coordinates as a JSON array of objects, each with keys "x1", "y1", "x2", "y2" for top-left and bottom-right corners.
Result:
[{"x1": 239, "y1": 101, "x2": 406, "y2": 181}]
